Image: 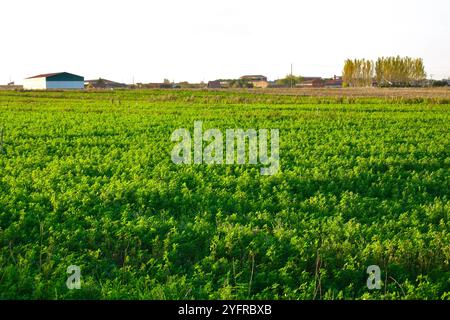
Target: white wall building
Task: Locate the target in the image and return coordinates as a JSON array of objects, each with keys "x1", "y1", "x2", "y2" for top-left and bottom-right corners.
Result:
[{"x1": 23, "y1": 72, "x2": 84, "y2": 90}]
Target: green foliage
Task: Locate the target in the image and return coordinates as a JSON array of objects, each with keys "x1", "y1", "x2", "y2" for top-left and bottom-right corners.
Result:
[
  {"x1": 229, "y1": 79, "x2": 254, "y2": 88},
  {"x1": 0, "y1": 90, "x2": 448, "y2": 299},
  {"x1": 275, "y1": 75, "x2": 303, "y2": 87}
]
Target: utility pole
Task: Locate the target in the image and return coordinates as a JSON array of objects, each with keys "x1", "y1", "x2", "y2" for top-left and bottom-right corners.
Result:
[{"x1": 290, "y1": 63, "x2": 293, "y2": 88}]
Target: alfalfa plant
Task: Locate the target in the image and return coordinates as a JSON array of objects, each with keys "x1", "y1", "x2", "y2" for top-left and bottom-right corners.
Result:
[{"x1": 0, "y1": 126, "x2": 4, "y2": 154}]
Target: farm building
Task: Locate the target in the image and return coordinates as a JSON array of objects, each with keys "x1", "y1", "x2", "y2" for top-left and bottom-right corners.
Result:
[
  {"x1": 207, "y1": 80, "x2": 222, "y2": 88},
  {"x1": 296, "y1": 77, "x2": 324, "y2": 88},
  {"x1": 207, "y1": 79, "x2": 232, "y2": 88},
  {"x1": 84, "y1": 78, "x2": 127, "y2": 89},
  {"x1": 239, "y1": 75, "x2": 268, "y2": 88},
  {"x1": 324, "y1": 75, "x2": 343, "y2": 88},
  {"x1": 23, "y1": 72, "x2": 84, "y2": 90}
]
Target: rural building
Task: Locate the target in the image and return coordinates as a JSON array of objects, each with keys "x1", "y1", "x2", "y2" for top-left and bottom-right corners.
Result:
[
  {"x1": 324, "y1": 75, "x2": 343, "y2": 88},
  {"x1": 84, "y1": 78, "x2": 127, "y2": 89},
  {"x1": 23, "y1": 72, "x2": 84, "y2": 90},
  {"x1": 239, "y1": 75, "x2": 269, "y2": 88},
  {"x1": 297, "y1": 77, "x2": 324, "y2": 88},
  {"x1": 207, "y1": 80, "x2": 222, "y2": 88},
  {"x1": 208, "y1": 80, "x2": 232, "y2": 88}
]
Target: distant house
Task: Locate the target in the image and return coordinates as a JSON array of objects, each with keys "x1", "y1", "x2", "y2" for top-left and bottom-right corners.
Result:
[
  {"x1": 297, "y1": 77, "x2": 324, "y2": 88},
  {"x1": 208, "y1": 79, "x2": 233, "y2": 88},
  {"x1": 84, "y1": 78, "x2": 127, "y2": 89},
  {"x1": 207, "y1": 80, "x2": 222, "y2": 88},
  {"x1": 324, "y1": 75, "x2": 343, "y2": 88},
  {"x1": 23, "y1": 72, "x2": 84, "y2": 90},
  {"x1": 239, "y1": 75, "x2": 268, "y2": 88}
]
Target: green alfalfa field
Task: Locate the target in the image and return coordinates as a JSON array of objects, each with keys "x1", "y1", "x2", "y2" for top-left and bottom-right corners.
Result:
[{"x1": 0, "y1": 89, "x2": 448, "y2": 299}]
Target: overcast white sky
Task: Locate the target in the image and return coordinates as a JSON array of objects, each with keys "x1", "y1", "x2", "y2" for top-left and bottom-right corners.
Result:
[{"x1": 1, "y1": 0, "x2": 449, "y2": 84}]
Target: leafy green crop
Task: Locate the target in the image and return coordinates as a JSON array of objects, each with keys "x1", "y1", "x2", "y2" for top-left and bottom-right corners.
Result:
[{"x1": 0, "y1": 90, "x2": 448, "y2": 299}]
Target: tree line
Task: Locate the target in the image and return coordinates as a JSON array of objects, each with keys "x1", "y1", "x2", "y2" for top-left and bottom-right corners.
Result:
[{"x1": 343, "y1": 56, "x2": 426, "y2": 87}]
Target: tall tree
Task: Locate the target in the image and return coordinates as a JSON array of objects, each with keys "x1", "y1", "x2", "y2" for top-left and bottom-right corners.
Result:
[
  {"x1": 342, "y1": 59, "x2": 374, "y2": 87},
  {"x1": 375, "y1": 56, "x2": 426, "y2": 86}
]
